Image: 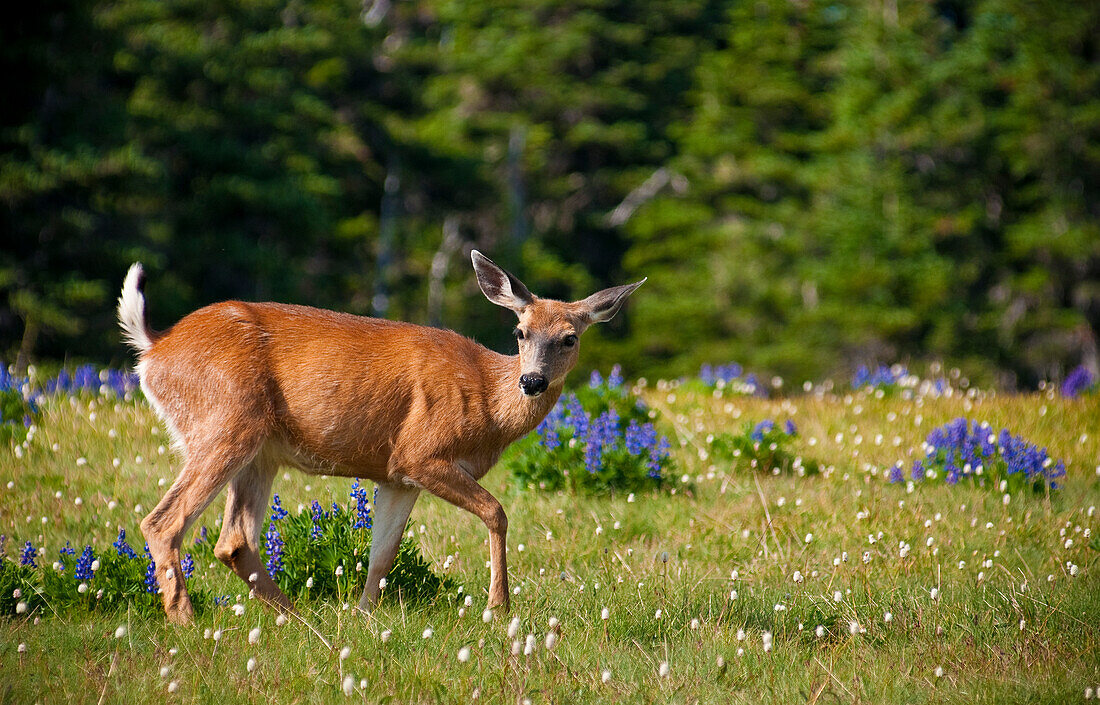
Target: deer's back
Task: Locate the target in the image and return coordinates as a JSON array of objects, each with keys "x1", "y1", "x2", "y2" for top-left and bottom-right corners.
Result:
[{"x1": 141, "y1": 301, "x2": 499, "y2": 480}]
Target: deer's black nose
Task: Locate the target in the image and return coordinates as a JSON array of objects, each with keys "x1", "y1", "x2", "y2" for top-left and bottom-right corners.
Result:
[{"x1": 519, "y1": 373, "x2": 548, "y2": 397}]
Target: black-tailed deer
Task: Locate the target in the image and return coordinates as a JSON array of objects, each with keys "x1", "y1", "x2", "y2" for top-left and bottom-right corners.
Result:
[{"x1": 118, "y1": 251, "x2": 643, "y2": 623}]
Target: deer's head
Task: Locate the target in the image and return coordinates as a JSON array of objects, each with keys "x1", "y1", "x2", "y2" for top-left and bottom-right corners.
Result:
[{"x1": 472, "y1": 250, "x2": 645, "y2": 397}]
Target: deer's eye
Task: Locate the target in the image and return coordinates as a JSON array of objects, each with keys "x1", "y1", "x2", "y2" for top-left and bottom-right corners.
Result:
[
  {"x1": 513, "y1": 328, "x2": 525, "y2": 340},
  {"x1": 562, "y1": 334, "x2": 578, "y2": 348}
]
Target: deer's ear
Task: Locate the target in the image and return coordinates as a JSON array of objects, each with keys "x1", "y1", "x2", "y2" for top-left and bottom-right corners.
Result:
[
  {"x1": 578, "y1": 278, "x2": 646, "y2": 324},
  {"x1": 471, "y1": 250, "x2": 535, "y2": 313}
]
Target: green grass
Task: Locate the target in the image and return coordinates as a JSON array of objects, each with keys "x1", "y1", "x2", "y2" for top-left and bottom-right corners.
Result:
[{"x1": 2, "y1": 384, "x2": 1099, "y2": 703}]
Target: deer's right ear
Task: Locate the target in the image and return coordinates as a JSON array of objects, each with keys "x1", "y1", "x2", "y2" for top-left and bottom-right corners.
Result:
[{"x1": 471, "y1": 250, "x2": 535, "y2": 313}]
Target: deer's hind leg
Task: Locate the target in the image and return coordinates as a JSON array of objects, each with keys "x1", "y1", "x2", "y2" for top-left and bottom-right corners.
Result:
[
  {"x1": 214, "y1": 455, "x2": 292, "y2": 611},
  {"x1": 141, "y1": 437, "x2": 261, "y2": 624}
]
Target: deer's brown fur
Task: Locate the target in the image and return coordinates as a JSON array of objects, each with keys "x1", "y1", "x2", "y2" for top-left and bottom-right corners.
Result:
[{"x1": 118, "y1": 252, "x2": 643, "y2": 623}]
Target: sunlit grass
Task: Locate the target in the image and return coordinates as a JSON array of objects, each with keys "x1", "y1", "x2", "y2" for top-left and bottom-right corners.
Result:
[{"x1": 1, "y1": 384, "x2": 1098, "y2": 703}]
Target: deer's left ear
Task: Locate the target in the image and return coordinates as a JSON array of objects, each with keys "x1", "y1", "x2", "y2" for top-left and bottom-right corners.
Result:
[{"x1": 578, "y1": 278, "x2": 646, "y2": 324}]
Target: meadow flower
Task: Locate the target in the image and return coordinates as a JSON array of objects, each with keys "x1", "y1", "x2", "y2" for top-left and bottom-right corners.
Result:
[
  {"x1": 180, "y1": 553, "x2": 194, "y2": 579},
  {"x1": 142, "y1": 545, "x2": 158, "y2": 594},
  {"x1": 342, "y1": 675, "x2": 355, "y2": 696},
  {"x1": 422, "y1": 627, "x2": 434, "y2": 639},
  {"x1": 457, "y1": 646, "x2": 471, "y2": 662},
  {"x1": 380, "y1": 630, "x2": 391, "y2": 643},
  {"x1": 20, "y1": 541, "x2": 37, "y2": 567},
  {"x1": 167, "y1": 682, "x2": 179, "y2": 693},
  {"x1": 350, "y1": 480, "x2": 372, "y2": 530},
  {"x1": 658, "y1": 662, "x2": 670, "y2": 678},
  {"x1": 601, "y1": 670, "x2": 611, "y2": 683},
  {"x1": 113, "y1": 529, "x2": 139, "y2": 559},
  {"x1": 250, "y1": 628, "x2": 262, "y2": 645},
  {"x1": 545, "y1": 632, "x2": 559, "y2": 650},
  {"x1": 247, "y1": 657, "x2": 257, "y2": 673},
  {"x1": 264, "y1": 495, "x2": 288, "y2": 577},
  {"x1": 1061, "y1": 366, "x2": 1095, "y2": 398},
  {"x1": 74, "y1": 545, "x2": 95, "y2": 581}
]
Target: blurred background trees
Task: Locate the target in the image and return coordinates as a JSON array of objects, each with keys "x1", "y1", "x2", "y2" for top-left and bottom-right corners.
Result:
[{"x1": 2, "y1": 0, "x2": 1098, "y2": 387}]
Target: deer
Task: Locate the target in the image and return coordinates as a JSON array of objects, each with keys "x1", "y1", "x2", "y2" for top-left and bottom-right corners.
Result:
[{"x1": 117, "y1": 251, "x2": 644, "y2": 624}]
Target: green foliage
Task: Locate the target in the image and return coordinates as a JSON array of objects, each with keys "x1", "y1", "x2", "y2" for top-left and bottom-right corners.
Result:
[
  {"x1": 902, "y1": 418, "x2": 1066, "y2": 495},
  {"x1": 0, "y1": 388, "x2": 35, "y2": 444},
  {"x1": 708, "y1": 419, "x2": 820, "y2": 477},
  {"x1": 504, "y1": 371, "x2": 674, "y2": 494},
  {"x1": 2, "y1": 0, "x2": 1099, "y2": 386},
  {"x1": 265, "y1": 501, "x2": 452, "y2": 605},
  {"x1": 0, "y1": 540, "x2": 193, "y2": 617},
  {"x1": 0, "y1": 497, "x2": 450, "y2": 619}
]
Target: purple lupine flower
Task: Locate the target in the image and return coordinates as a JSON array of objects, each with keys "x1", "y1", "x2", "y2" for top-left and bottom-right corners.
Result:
[
  {"x1": 750, "y1": 420, "x2": 775, "y2": 443},
  {"x1": 57, "y1": 542, "x2": 75, "y2": 572},
  {"x1": 350, "y1": 480, "x2": 372, "y2": 530},
  {"x1": 1062, "y1": 365, "x2": 1096, "y2": 398},
  {"x1": 563, "y1": 393, "x2": 589, "y2": 441},
  {"x1": 74, "y1": 545, "x2": 95, "y2": 581},
  {"x1": 114, "y1": 528, "x2": 139, "y2": 559},
  {"x1": 310, "y1": 500, "x2": 326, "y2": 541},
  {"x1": 625, "y1": 419, "x2": 657, "y2": 456},
  {"x1": 784, "y1": 419, "x2": 797, "y2": 435},
  {"x1": 265, "y1": 494, "x2": 287, "y2": 577},
  {"x1": 20, "y1": 541, "x2": 37, "y2": 568},
  {"x1": 181, "y1": 553, "x2": 195, "y2": 579},
  {"x1": 536, "y1": 399, "x2": 566, "y2": 450},
  {"x1": 607, "y1": 365, "x2": 624, "y2": 389},
  {"x1": 143, "y1": 543, "x2": 158, "y2": 593},
  {"x1": 717, "y1": 363, "x2": 742, "y2": 383},
  {"x1": 888, "y1": 464, "x2": 904, "y2": 483},
  {"x1": 648, "y1": 436, "x2": 671, "y2": 478},
  {"x1": 589, "y1": 370, "x2": 603, "y2": 388},
  {"x1": 584, "y1": 409, "x2": 621, "y2": 473},
  {"x1": 916, "y1": 419, "x2": 1065, "y2": 490}
]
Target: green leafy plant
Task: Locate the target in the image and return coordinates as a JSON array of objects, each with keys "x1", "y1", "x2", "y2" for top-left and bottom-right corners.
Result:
[
  {"x1": 0, "y1": 485, "x2": 451, "y2": 618},
  {"x1": 503, "y1": 367, "x2": 675, "y2": 494},
  {"x1": 708, "y1": 419, "x2": 820, "y2": 476},
  {"x1": 261, "y1": 489, "x2": 453, "y2": 605}
]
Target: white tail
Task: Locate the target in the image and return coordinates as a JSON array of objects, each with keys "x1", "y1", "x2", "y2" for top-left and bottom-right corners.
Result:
[
  {"x1": 117, "y1": 263, "x2": 154, "y2": 353},
  {"x1": 120, "y1": 252, "x2": 644, "y2": 624}
]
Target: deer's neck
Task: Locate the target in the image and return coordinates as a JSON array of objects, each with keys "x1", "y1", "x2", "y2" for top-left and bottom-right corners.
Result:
[{"x1": 483, "y1": 352, "x2": 563, "y2": 444}]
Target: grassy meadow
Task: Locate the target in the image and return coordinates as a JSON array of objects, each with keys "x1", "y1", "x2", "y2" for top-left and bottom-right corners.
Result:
[{"x1": 1, "y1": 378, "x2": 1099, "y2": 703}]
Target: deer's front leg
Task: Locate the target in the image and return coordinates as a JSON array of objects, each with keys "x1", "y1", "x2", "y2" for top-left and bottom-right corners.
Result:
[
  {"x1": 358, "y1": 482, "x2": 420, "y2": 612},
  {"x1": 403, "y1": 459, "x2": 510, "y2": 611}
]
